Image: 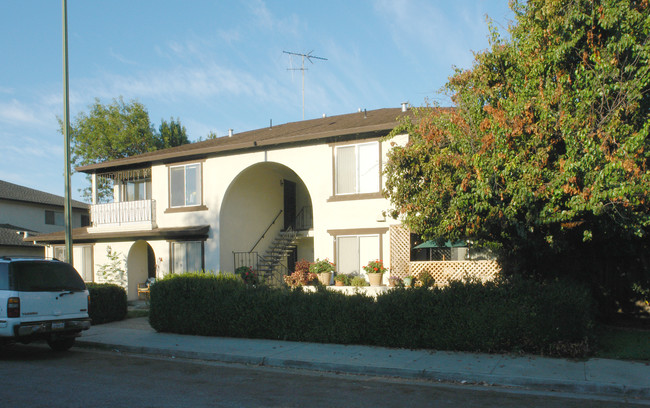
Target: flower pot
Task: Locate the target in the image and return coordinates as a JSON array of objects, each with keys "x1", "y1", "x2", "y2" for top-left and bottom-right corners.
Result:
[
  {"x1": 317, "y1": 272, "x2": 332, "y2": 286},
  {"x1": 335, "y1": 280, "x2": 345, "y2": 286},
  {"x1": 367, "y1": 272, "x2": 383, "y2": 286},
  {"x1": 403, "y1": 277, "x2": 413, "y2": 287}
]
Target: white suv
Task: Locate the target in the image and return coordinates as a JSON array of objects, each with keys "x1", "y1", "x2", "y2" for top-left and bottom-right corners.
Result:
[{"x1": 0, "y1": 256, "x2": 91, "y2": 351}]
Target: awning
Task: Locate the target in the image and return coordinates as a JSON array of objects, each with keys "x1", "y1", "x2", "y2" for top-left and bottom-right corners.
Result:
[
  {"x1": 413, "y1": 240, "x2": 467, "y2": 249},
  {"x1": 26, "y1": 225, "x2": 211, "y2": 244}
]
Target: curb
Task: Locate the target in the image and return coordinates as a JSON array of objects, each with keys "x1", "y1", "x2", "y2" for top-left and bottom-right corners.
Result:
[{"x1": 75, "y1": 339, "x2": 650, "y2": 400}]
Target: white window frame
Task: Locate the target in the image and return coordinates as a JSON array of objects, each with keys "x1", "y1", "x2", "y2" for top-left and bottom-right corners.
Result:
[
  {"x1": 169, "y1": 163, "x2": 202, "y2": 208},
  {"x1": 335, "y1": 234, "x2": 381, "y2": 276},
  {"x1": 335, "y1": 141, "x2": 380, "y2": 195}
]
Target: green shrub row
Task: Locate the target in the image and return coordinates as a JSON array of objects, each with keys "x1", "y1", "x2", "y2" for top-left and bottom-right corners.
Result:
[
  {"x1": 149, "y1": 274, "x2": 594, "y2": 357},
  {"x1": 86, "y1": 283, "x2": 128, "y2": 325}
]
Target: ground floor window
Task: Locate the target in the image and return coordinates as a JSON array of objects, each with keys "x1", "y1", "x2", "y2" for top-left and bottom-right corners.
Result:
[
  {"x1": 336, "y1": 234, "x2": 380, "y2": 275},
  {"x1": 171, "y1": 241, "x2": 203, "y2": 273},
  {"x1": 52, "y1": 245, "x2": 93, "y2": 281}
]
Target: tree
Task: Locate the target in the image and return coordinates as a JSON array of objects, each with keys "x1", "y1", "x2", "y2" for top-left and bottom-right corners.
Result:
[
  {"x1": 384, "y1": 0, "x2": 650, "y2": 316},
  {"x1": 156, "y1": 117, "x2": 189, "y2": 149},
  {"x1": 69, "y1": 97, "x2": 157, "y2": 167},
  {"x1": 66, "y1": 97, "x2": 191, "y2": 201}
]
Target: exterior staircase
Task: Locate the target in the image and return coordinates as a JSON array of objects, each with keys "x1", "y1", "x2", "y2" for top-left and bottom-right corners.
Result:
[{"x1": 257, "y1": 227, "x2": 298, "y2": 284}]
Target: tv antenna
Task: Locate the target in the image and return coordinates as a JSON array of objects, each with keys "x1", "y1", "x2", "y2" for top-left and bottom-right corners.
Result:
[{"x1": 283, "y1": 50, "x2": 327, "y2": 119}]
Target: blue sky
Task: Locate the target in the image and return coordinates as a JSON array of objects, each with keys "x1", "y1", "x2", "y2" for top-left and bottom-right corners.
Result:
[{"x1": 0, "y1": 0, "x2": 513, "y2": 201}]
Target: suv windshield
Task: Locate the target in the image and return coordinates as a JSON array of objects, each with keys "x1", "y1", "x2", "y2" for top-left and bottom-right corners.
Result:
[{"x1": 9, "y1": 261, "x2": 86, "y2": 292}]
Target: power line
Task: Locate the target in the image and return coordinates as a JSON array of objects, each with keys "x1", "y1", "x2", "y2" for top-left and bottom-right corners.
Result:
[{"x1": 283, "y1": 50, "x2": 327, "y2": 120}]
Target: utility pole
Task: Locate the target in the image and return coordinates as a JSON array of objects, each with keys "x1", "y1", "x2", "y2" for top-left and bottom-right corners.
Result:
[
  {"x1": 283, "y1": 51, "x2": 327, "y2": 120},
  {"x1": 62, "y1": 0, "x2": 73, "y2": 264}
]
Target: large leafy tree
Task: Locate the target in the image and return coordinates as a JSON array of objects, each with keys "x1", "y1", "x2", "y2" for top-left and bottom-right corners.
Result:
[
  {"x1": 66, "y1": 97, "x2": 191, "y2": 201},
  {"x1": 69, "y1": 97, "x2": 158, "y2": 168},
  {"x1": 385, "y1": 0, "x2": 649, "y2": 314},
  {"x1": 156, "y1": 117, "x2": 189, "y2": 149}
]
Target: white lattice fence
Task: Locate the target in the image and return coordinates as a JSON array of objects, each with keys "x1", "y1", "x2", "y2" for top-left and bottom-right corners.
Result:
[
  {"x1": 389, "y1": 224, "x2": 500, "y2": 286},
  {"x1": 389, "y1": 224, "x2": 411, "y2": 278},
  {"x1": 410, "y1": 261, "x2": 500, "y2": 286}
]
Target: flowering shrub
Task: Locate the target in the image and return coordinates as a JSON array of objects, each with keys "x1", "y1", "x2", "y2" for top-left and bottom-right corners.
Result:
[
  {"x1": 236, "y1": 266, "x2": 258, "y2": 285},
  {"x1": 309, "y1": 258, "x2": 336, "y2": 274},
  {"x1": 284, "y1": 259, "x2": 317, "y2": 288},
  {"x1": 363, "y1": 259, "x2": 388, "y2": 274}
]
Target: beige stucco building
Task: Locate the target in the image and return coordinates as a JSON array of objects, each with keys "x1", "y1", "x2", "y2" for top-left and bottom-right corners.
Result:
[{"x1": 32, "y1": 108, "x2": 414, "y2": 299}]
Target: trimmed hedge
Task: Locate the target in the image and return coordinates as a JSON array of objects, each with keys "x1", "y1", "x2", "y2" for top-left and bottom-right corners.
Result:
[
  {"x1": 86, "y1": 283, "x2": 128, "y2": 325},
  {"x1": 149, "y1": 274, "x2": 594, "y2": 357}
]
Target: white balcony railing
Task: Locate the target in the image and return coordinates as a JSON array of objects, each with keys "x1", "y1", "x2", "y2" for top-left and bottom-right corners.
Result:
[{"x1": 91, "y1": 200, "x2": 155, "y2": 227}]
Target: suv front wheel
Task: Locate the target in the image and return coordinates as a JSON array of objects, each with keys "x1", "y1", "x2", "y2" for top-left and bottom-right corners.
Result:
[{"x1": 47, "y1": 337, "x2": 76, "y2": 352}]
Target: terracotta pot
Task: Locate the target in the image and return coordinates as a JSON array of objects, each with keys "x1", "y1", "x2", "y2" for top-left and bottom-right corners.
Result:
[
  {"x1": 335, "y1": 280, "x2": 344, "y2": 286},
  {"x1": 367, "y1": 272, "x2": 383, "y2": 286},
  {"x1": 317, "y1": 272, "x2": 332, "y2": 286}
]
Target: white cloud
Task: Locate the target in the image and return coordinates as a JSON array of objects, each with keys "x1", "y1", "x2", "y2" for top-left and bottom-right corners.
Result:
[
  {"x1": 92, "y1": 63, "x2": 275, "y2": 102},
  {"x1": 109, "y1": 48, "x2": 139, "y2": 66},
  {"x1": 0, "y1": 99, "x2": 48, "y2": 127},
  {"x1": 373, "y1": 0, "x2": 491, "y2": 70},
  {"x1": 218, "y1": 28, "x2": 241, "y2": 45},
  {"x1": 246, "y1": 0, "x2": 301, "y2": 36}
]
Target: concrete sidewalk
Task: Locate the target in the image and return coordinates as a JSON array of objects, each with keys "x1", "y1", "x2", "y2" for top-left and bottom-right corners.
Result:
[{"x1": 76, "y1": 317, "x2": 650, "y2": 400}]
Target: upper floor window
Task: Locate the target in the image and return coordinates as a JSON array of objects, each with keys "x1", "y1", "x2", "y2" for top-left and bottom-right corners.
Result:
[
  {"x1": 123, "y1": 179, "x2": 151, "y2": 202},
  {"x1": 170, "y1": 163, "x2": 202, "y2": 207},
  {"x1": 45, "y1": 210, "x2": 64, "y2": 226},
  {"x1": 335, "y1": 142, "x2": 380, "y2": 195}
]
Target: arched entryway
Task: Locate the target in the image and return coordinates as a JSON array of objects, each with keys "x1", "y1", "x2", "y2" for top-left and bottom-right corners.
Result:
[
  {"x1": 220, "y1": 162, "x2": 314, "y2": 277},
  {"x1": 126, "y1": 240, "x2": 155, "y2": 300}
]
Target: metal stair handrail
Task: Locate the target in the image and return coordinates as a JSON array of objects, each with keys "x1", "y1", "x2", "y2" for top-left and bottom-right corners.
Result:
[{"x1": 250, "y1": 210, "x2": 283, "y2": 253}]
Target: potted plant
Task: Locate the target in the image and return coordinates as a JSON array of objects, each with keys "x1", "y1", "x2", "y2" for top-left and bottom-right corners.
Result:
[
  {"x1": 350, "y1": 275, "x2": 369, "y2": 287},
  {"x1": 387, "y1": 275, "x2": 400, "y2": 287},
  {"x1": 363, "y1": 259, "x2": 388, "y2": 286},
  {"x1": 309, "y1": 258, "x2": 335, "y2": 286},
  {"x1": 402, "y1": 275, "x2": 414, "y2": 288},
  {"x1": 333, "y1": 273, "x2": 350, "y2": 286}
]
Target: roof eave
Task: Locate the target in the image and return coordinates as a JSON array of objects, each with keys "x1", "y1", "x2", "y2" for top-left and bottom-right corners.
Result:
[{"x1": 76, "y1": 122, "x2": 398, "y2": 174}]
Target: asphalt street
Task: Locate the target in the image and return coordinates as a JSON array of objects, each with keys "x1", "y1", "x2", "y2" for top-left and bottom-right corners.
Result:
[{"x1": 1, "y1": 344, "x2": 646, "y2": 408}]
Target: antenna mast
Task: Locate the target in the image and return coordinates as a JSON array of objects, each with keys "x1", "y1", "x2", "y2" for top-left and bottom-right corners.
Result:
[{"x1": 283, "y1": 50, "x2": 327, "y2": 120}]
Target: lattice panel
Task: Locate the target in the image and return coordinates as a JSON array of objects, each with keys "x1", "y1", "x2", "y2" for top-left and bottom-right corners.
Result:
[
  {"x1": 389, "y1": 224, "x2": 411, "y2": 278},
  {"x1": 409, "y1": 261, "x2": 500, "y2": 286}
]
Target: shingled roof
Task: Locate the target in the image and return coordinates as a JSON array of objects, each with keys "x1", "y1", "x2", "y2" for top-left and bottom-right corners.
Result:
[
  {"x1": 76, "y1": 107, "x2": 423, "y2": 174},
  {"x1": 0, "y1": 224, "x2": 41, "y2": 248},
  {"x1": 0, "y1": 180, "x2": 89, "y2": 209}
]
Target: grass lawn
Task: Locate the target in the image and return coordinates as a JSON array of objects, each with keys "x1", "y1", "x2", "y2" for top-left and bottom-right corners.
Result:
[{"x1": 594, "y1": 325, "x2": 650, "y2": 361}]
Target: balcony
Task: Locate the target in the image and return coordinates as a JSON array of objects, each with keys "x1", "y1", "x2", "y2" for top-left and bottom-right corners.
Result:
[{"x1": 90, "y1": 199, "x2": 156, "y2": 230}]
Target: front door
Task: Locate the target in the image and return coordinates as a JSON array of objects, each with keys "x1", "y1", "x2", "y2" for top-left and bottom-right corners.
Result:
[{"x1": 283, "y1": 180, "x2": 296, "y2": 230}]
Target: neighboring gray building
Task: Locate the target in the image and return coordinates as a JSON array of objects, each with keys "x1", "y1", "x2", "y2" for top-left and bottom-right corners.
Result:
[{"x1": 0, "y1": 180, "x2": 90, "y2": 257}]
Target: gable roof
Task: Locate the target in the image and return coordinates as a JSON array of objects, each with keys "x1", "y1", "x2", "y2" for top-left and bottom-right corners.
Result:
[
  {"x1": 77, "y1": 107, "x2": 426, "y2": 174},
  {"x1": 0, "y1": 180, "x2": 89, "y2": 210}
]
